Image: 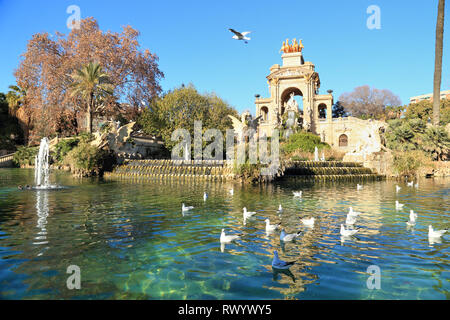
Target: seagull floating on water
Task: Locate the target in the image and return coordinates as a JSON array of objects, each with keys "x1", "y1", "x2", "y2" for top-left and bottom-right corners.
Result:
[
  {"x1": 428, "y1": 225, "x2": 447, "y2": 238},
  {"x1": 406, "y1": 210, "x2": 417, "y2": 226},
  {"x1": 396, "y1": 185, "x2": 401, "y2": 193},
  {"x1": 346, "y1": 214, "x2": 357, "y2": 225},
  {"x1": 407, "y1": 181, "x2": 414, "y2": 187},
  {"x1": 182, "y1": 203, "x2": 194, "y2": 212},
  {"x1": 357, "y1": 184, "x2": 363, "y2": 190},
  {"x1": 395, "y1": 200, "x2": 404, "y2": 210},
  {"x1": 301, "y1": 217, "x2": 315, "y2": 227},
  {"x1": 229, "y1": 28, "x2": 251, "y2": 44},
  {"x1": 203, "y1": 192, "x2": 208, "y2": 202},
  {"x1": 348, "y1": 207, "x2": 361, "y2": 217},
  {"x1": 278, "y1": 204, "x2": 283, "y2": 212},
  {"x1": 340, "y1": 224, "x2": 359, "y2": 237},
  {"x1": 243, "y1": 207, "x2": 257, "y2": 220},
  {"x1": 265, "y1": 218, "x2": 280, "y2": 232},
  {"x1": 280, "y1": 229, "x2": 301, "y2": 242},
  {"x1": 293, "y1": 191, "x2": 302, "y2": 197},
  {"x1": 229, "y1": 188, "x2": 234, "y2": 196},
  {"x1": 272, "y1": 250, "x2": 295, "y2": 269},
  {"x1": 220, "y1": 229, "x2": 241, "y2": 243}
]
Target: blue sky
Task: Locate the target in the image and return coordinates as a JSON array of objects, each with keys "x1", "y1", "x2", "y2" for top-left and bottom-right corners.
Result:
[{"x1": 0, "y1": 0, "x2": 448, "y2": 113}]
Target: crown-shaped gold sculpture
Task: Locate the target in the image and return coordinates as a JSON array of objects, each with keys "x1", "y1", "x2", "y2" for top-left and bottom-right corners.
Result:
[{"x1": 279, "y1": 38, "x2": 304, "y2": 54}]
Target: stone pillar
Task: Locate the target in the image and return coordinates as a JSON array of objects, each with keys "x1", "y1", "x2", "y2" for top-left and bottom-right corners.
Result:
[{"x1": 327, "y1": 102, "x2": 332, "y2": 123}]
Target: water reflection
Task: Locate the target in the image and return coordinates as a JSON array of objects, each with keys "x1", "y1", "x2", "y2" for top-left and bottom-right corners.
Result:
[
  {"x1": 272, "y1": 267, "x2": 296, "y2": 283},
  {"x1": 34, "y1": 190, "x2": 49, "y2": 256},
  {"x1": 0, "y1": 169, "x2": 448, "y2": 299}
]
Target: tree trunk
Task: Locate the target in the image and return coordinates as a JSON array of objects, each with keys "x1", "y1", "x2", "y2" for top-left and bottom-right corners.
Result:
[
  {"x1": 87, "y1": 93, "x2": 93, "y2": 134},
  {"x1": 433, "y1": 0, "x2": 445, "y2": 125}
]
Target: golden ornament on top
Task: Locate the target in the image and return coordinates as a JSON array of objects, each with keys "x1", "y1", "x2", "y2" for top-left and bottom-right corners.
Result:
[{"x1": 279, "y1": 38, "x2": 304, "y2": 54}]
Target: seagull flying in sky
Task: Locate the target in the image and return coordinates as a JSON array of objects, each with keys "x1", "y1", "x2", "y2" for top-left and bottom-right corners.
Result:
[{"x1": 229, "y1": 28, "x2": 251, "y2": 43}]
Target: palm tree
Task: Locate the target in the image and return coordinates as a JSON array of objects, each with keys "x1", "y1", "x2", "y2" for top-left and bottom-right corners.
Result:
[
  {"x1": 6, "y1": 85, "x2": 26, "y2": 117},
  {"x1": 422, "y1": 126, "x2": 450, "y2": 161},
  {"x1": 432, "y1": 0, "x2": 445, "y2": 125},
  {"x1": 70, "y1": 62, "x2": 114, "y2": 134}
]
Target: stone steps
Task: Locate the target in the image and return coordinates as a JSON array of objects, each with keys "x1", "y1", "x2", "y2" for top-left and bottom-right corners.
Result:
[
  {"x1": 280, "y1": 160, "x2": 383, "y2": 181},
  {"x1": 107, "y1": 159, "x2": 233, "y2": 181},
  {"x1": 281, "y1": 174, "x2": 384, "y2": 181}
]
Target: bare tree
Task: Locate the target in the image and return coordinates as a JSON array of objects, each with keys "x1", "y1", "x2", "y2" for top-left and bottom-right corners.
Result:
[{"x1": 339, "y1": 85, "x2": 401, "y2": 119}]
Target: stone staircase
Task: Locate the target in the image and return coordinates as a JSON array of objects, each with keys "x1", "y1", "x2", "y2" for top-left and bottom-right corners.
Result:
[
  {"x1": 104, "y1": 159, "x2": 233, "y2": 181},
  {"x1": 104, "y1": 159, "x2": 384, "y2": 183},
  {"x1": 280, "y1": 160, "x2": 384, "y2": 181}
]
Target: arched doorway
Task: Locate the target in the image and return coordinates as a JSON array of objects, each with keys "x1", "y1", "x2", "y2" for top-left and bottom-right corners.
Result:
[
  {"x1": 318, "y1": 103, "x2": 327, "y2": 119},
  {"x1": 280, "y1": 87, "x2": 303, "y2": 116},
  {"x1": 260, "y1": 106, "x2": 269, "y2": 121},
  {"x1": 339, "y1": 134, "x2": 348, "y2": 147}
]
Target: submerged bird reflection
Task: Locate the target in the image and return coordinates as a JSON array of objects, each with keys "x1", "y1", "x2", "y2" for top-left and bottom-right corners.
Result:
[{"x1": 272, "y1": 267, "x2": 296, "y2": 283}]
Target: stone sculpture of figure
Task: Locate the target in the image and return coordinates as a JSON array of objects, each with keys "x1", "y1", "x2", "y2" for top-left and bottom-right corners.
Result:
[
  {"x1": 298, "y1": 39, "x2": 304, "y2": 52},
  {"x1": 321, "y1": 130, "x2": 325, "y2": 142},
  {"x1": 286, "y1": 92, "x2": 298, "y2": 112},
  {"x1": 303, "y1": 120, "x2": 311, "y2": 132},
  {"x1": 280, "y1": 40, "x2": 287, "y2": 53},
  {"x1": 292, "y1": 38, "x2": 298, "y2": 52},
  {"x1": 283, "y1": 39, "x2": 290, "y2": 53},
  {"x1": 228, "y1": 112, "x2": 262, "y2": 145},
  {"x1": 280, "y1": 38, "x2": 304, "y2": 54}
]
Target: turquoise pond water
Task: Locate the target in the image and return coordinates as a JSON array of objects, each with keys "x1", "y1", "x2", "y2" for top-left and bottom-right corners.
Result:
[{"x1": 0, "y1": 168, "x2": 448, "y2": 299}]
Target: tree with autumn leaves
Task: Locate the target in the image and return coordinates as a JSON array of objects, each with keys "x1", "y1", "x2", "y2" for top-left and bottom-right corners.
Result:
[{"x1": 14, "y1": 17, "x2": 163, "y2": 144}]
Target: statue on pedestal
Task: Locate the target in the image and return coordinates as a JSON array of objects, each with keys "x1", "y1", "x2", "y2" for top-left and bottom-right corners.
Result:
[
  {"x1": 285, "y1": 92, "x2": 299, "y2": 112},
  {"x1": 279, "y1": 38, "x2": 304, "y2": 54}
]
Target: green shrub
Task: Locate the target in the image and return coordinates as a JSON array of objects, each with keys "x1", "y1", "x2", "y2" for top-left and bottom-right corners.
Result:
[
  {"x1": 233, "y1": 161, "x2": 262, "y2": 183},
  {"x1": 421, "y1": 126, "x2": 450, "y2": 161},
  {"x1": 65, "y1": 142, "x2": 107, "y2": 177},
  {"x1": 385, "y1": 119, "x2": 450, "y2": 160},
  {"x1": 392, "y1": 150, "x2": 427, "y2": 178},
  {"x1": 282, "y1": 131, "x2": 330, "y2": 154},
  {"x1": 53, "y1": 138, "x2": 80, "y2": 163},
  {"x1": 78, "y1": 132, "x2": 94, "y2": 144},
  {"x1": 13, "y1": 146, "x2": 38, "y2": 166}
]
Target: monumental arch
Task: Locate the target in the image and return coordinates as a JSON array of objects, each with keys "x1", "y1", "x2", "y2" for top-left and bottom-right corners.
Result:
[{"x1": 254, "y1": 39, "x2": 386, "y2": 154}]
